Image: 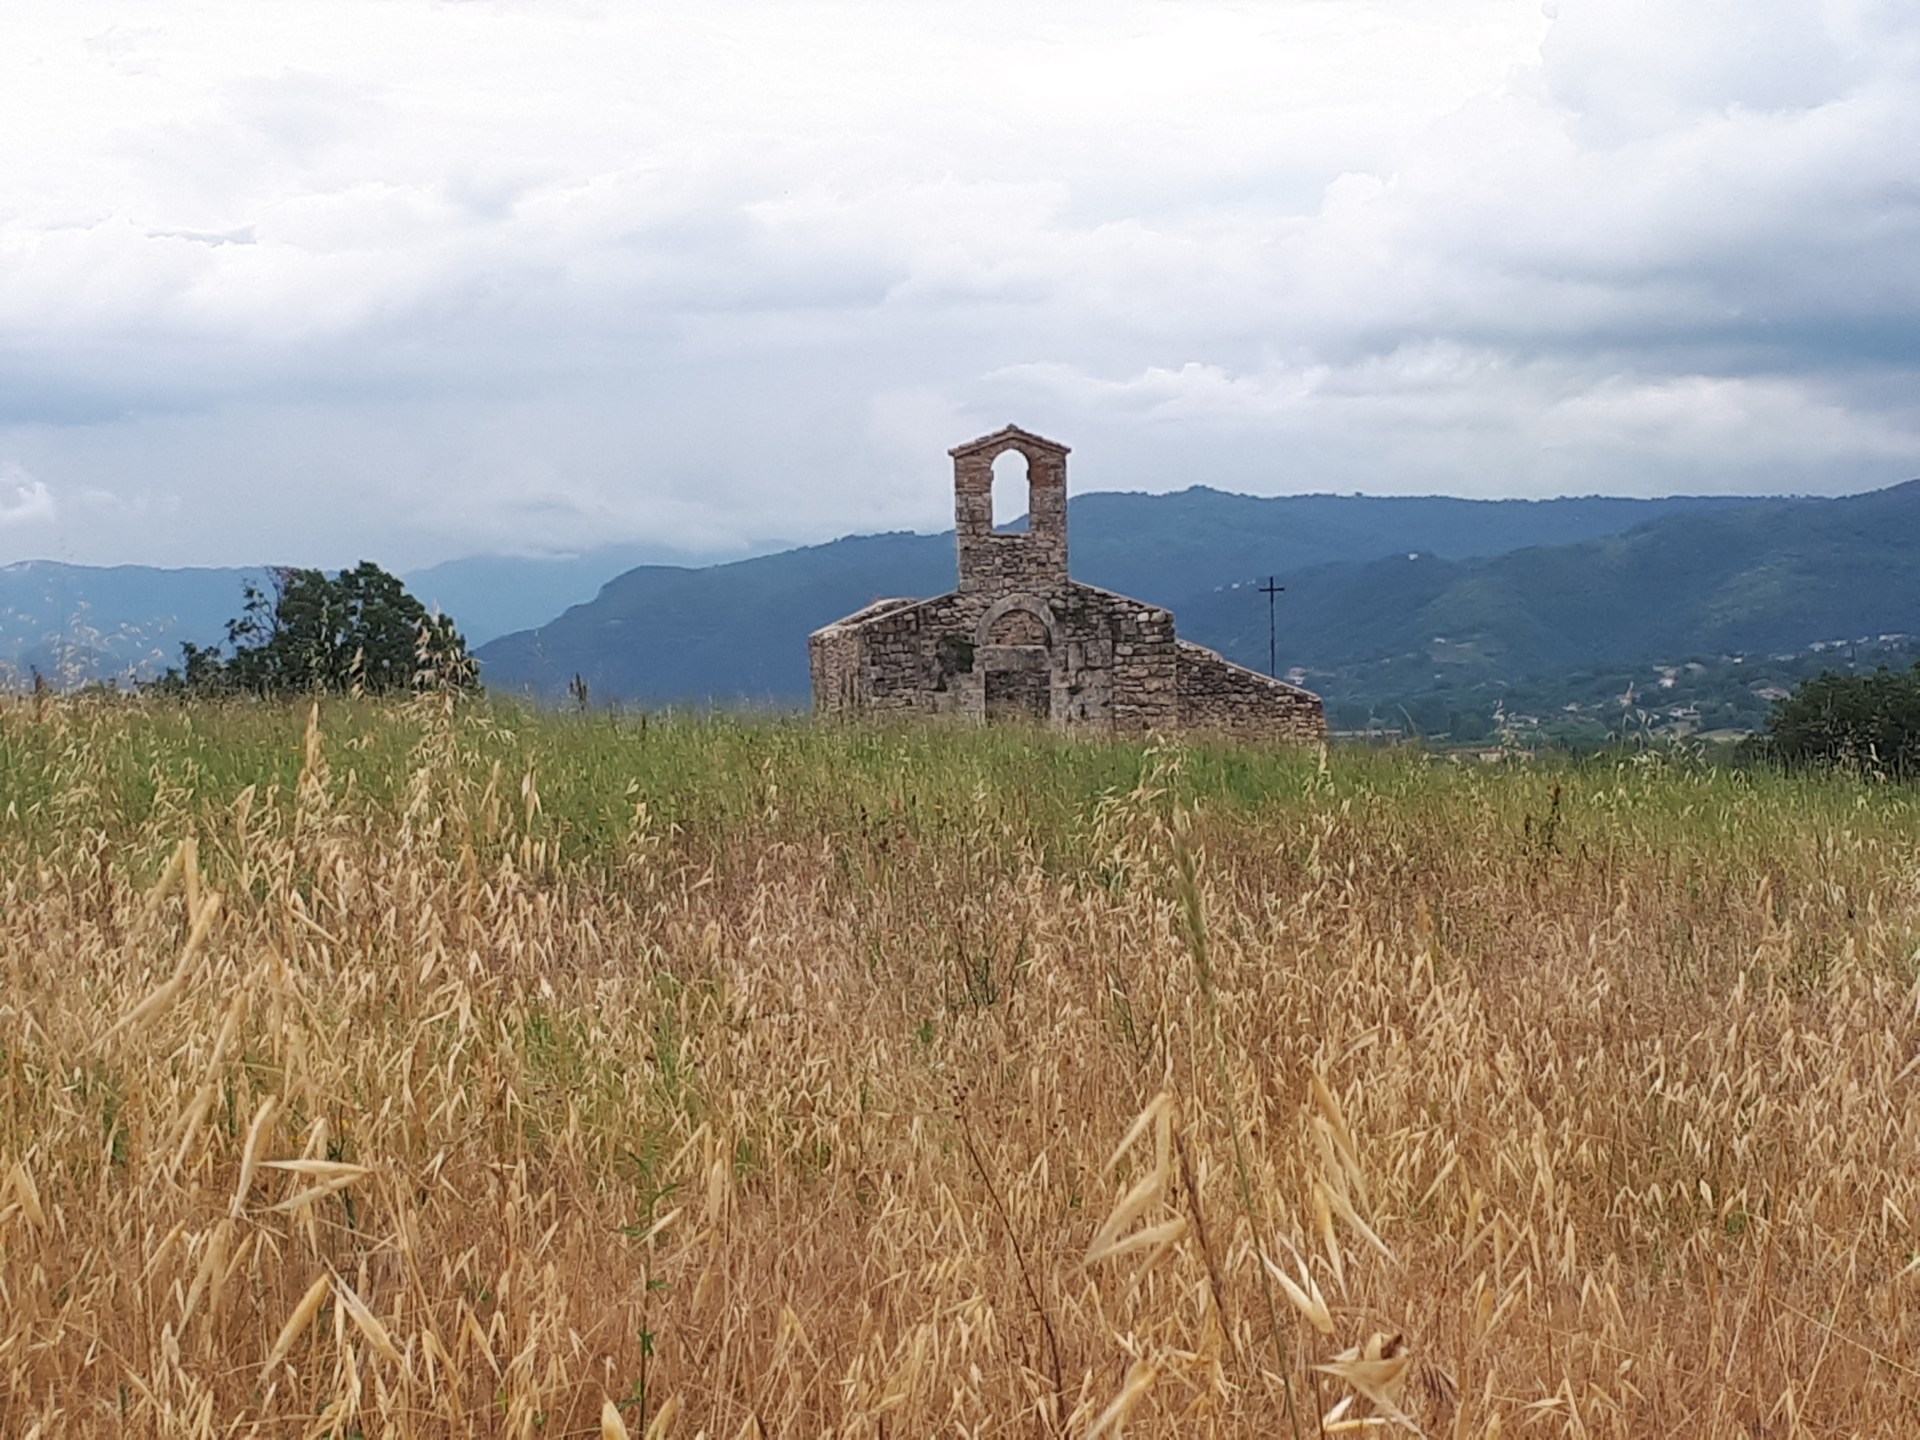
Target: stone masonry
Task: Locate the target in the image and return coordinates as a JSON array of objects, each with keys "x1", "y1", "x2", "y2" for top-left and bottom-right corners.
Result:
[{"x1": 809, "y1": 425, "x2": 1325, "y2": 741}]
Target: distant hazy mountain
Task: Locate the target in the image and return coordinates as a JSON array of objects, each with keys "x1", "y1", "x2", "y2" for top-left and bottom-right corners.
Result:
[
  {"x1": 473, "y1": 488, "x2": 1762, "y2": 704},
  {"x1": 14, "y1": 483, "x2": 1888, "y2": 703},
  {"x1": 0, "y1": 561, "x2": 261, "y2": 687},
  {"x1": 0, "y1": 539, "x2": 775, "y2": 686},
  {"x1": 405, "y1": 540, "x2": 779, "y2": 648}
]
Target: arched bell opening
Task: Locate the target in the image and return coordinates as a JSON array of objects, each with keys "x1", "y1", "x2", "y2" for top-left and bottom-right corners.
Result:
[{"x1": 991, "y1": 449, "x2": 1030, "y2": 533}]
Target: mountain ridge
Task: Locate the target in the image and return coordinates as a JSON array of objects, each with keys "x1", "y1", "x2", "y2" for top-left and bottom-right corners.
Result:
[
  {"x1": 471, "y1": 487, "x2": 1785, "y2": 705},
  {"x1": 8, "y1": 483, "x2": 1908, "y2": 717}
]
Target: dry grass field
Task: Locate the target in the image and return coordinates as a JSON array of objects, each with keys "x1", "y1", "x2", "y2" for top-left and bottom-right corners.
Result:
[{"x1": 3, "y1": 694, "x2": 1919, "y2": 1437}]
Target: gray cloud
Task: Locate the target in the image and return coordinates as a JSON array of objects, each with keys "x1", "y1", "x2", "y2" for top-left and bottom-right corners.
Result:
[{"x1": 1, "y1": 0, "x2": 1917, "y2": 568}]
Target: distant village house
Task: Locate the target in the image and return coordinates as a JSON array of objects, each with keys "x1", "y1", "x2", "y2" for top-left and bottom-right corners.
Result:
[{"x1": 810, "y1": 425, "x2": 1325, "y2": 740}]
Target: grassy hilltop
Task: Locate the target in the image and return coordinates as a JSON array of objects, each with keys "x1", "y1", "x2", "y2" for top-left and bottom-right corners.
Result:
[{"x1": 4, "y1": 698, "x2": 1919, "y2": 1435}]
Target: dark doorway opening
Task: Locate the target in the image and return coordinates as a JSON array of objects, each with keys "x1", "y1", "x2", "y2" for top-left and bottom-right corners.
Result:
[{"x1": 984, "y1": 667, "x2": 1049, "y2": 723}]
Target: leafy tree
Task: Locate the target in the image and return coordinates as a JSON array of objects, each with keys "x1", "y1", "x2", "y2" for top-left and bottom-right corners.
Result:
[
  {"x1": 170, "y1": 562, "x2": 476, "y2": 696},
  {"x1": 1760, "y1": 664, "x2": 1920, "y2": 776}
]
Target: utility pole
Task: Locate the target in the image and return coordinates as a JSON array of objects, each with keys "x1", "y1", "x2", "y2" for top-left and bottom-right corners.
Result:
[{"x1": 1258, "y1": 576, "x2": 1285, "y2": 678}]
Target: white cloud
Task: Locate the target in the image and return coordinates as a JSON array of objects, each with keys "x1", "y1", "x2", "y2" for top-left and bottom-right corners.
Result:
[
  {"x1": 0, "y1": 0, "x2": 1917, "y2": 566},
  {"x1": 0, "y1": 464, "x2": 57, "y2": 527}
]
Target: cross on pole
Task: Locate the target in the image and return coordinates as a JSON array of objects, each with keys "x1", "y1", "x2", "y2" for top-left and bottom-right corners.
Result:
[{"x1": 1258, "y1": 575, "x2": 1285, "y2": 678}]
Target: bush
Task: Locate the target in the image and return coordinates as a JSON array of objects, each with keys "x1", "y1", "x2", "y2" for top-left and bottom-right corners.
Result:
[
  {"x1": 162, "y1": 562, "x2": 476, "y2": 697},
  {"x1": 1759, "y1": 663, "x2": 1920, "y2": 776}
]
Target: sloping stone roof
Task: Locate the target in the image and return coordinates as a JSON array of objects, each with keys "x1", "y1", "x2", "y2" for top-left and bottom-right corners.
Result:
[{"x1": 947, "y1": 424, "x2": 1071, "y2": 459}]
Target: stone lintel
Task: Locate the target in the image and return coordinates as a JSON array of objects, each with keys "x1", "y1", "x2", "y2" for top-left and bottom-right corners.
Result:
[{"x1": 978, "y1": 643, "x2": 1050, "y2": 673}]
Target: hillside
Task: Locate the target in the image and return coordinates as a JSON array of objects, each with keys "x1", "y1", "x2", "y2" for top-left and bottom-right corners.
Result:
[
  {"x1": 474, "y1": 488, "x2": 1754, "y2": 702},
  {"x1": 1181, "y1": 487, "x2": 1920, "y2": 675},
  {"x1": 1170, "y1": 481, "x2": 1920, "y2": 734}
]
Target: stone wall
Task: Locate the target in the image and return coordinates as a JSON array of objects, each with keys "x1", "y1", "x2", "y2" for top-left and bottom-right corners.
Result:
[
  {"x1": 813, "y1": 590, "x2": 1326, "y2": 742},
  {"x1": 811, "y1": 581, "x2": 1205, "y2": 733},
  {"x1": 1174, "y1": 640, "x2": 1326, "y2": 741},
  {"x1": 811, "y1": 595, "x2": 962, "y2": 717},
  {"x1": 1064, "y1": 587, "x2": 1176, "y2": 734},
  {"x1": 809, "y1": 597, "x2": 924, "y2": 717},
  {"x1": 808, "y1": 625, "x2": 861, "y2": 716}
]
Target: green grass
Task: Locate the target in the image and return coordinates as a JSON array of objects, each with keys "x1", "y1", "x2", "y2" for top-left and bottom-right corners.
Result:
[
  {"x1": 9, "y1": 693, "x2": 1920, "y2": 1433},
  {"x1": 7, "y1": 692, "x2": 1917, "y2": 882}
]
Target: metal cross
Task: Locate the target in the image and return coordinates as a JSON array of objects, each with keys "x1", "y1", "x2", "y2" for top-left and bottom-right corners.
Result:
[{"x1": 1258, "y1": 575, "x2": 1285, "y2": 678}]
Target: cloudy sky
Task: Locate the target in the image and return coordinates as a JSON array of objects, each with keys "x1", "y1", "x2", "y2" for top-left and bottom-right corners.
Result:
[{"x1": 3, "y1": 0, "x2": 1918, "y2": 569}]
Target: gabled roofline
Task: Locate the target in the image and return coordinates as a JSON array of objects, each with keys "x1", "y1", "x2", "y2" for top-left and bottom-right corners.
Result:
[
  {"x1": 948, "y1": 423, "x2": 1071, "y2": 459},
  {"x1": 808, "y1": 594, "x2": 934, "y2": 637},
  {"x1": 1174, "y1": 638, "x2": 1320, "y2": 699}
]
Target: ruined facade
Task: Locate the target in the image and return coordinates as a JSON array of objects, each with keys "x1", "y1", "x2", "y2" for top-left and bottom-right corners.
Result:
[{"x1": 809, "y1": 426, "x2": 1325, "y2": 741}]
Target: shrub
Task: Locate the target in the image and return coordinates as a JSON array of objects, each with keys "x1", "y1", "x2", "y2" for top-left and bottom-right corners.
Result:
[
  {"x1": 1760, "y1": 662, "x2": 1920, "y2": 776},
  {"x1": 162, "y1": 562, "x2": 476, "y2": 697}
]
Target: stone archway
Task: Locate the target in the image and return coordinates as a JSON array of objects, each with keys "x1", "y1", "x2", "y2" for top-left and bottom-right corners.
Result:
[{"x1": 977, "y1": 595, "x2": 1059, "y2": 725}]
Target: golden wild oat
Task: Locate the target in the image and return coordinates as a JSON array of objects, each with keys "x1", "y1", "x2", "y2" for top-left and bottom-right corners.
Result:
[{"x1": 2, "y1": 694, "x2": 1919, "y2": 1436}]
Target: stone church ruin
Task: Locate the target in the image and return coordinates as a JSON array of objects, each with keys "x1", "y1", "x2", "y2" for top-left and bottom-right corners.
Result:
[{"x1": 810, "y1": 425, "x2": 1325, "y2": 740}]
